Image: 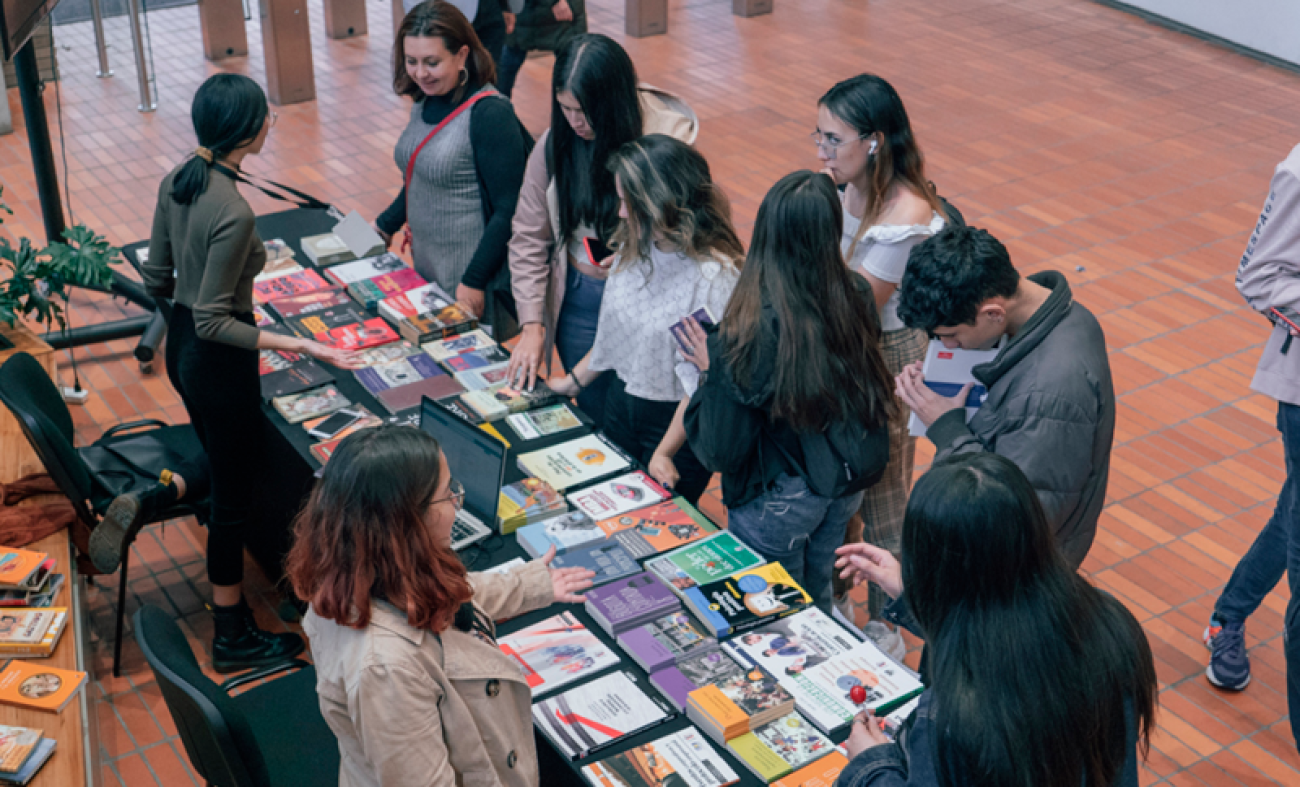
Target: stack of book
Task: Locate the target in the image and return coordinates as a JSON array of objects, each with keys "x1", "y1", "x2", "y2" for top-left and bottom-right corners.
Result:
[
  {"x1": 266, "y1": 288, "x2": 351, "y2": 322},
  {"x1": 517, "y1": 435, "x2": 632, "y2": 493},
  {"x1": 618, "y1": 610, "x2": 717, "y2": 673},
  {"x1": 567, "y1": 471, "x2": 669, "y2": 522},
  {"x1": 454, "y1": 363, "x2": 511, "y2": 392},
  {"x1": 272, "y1": 386, "x2": 351, "y2": 424},
  {"x1": 0, "y1": 725, "x2": 55, "y2": 786},
  {"x1": 644, "y1": 532, "x2": 766, "y2": 599},
  {"x1": 0, "y1": 551, "x2": 49, "y2": 599},
  {"x1": 504, "y1": 403, "x2": 584, "y2": 442},
  {"x1": 346, "y1": 268, "x2": 427, "y2": 310},
  {"x1": 442, "y1": 345, "x2": 510, "y2": 374},
  {"x1": 580, "y1": 728, "x2": 739, "y2": 787},
  {"x1": 583, "y1": 572, "x2": 679, "y2": 638},
  {"x1": 258, "y1": 349, "x2": 334, "y2": 401},
  {"x1": 497, "y1": 478, "x2": 567, "y2": 535},
  {"x1": 0, "y1": 610, "x2": 68, "y2": 659},
  {"x1": 772, "y1": 751, "x2": 850, "y2": 787},
  {"x1": 301, "y1": 231, "x2": 385, "y2": 266},
  {"x1": 685, "y1": 660, "x2": 794, "y2": 746},
  {"x1": 681, "y1": 563, "x2": 811, "y2": 638},
  {"x1": 650, "y1": 649, "x2": 748, "y2": 712},
  {"x1": 322, "y1": 254, "x2": 409, "y2": 287},
  {"x1": 422, "y1": 329, "x2": 497, "y2": 363},
  {"x1": 497, "y1": 612, "x2": 619, "y2": 697},
  {"x1": 252, "y1": 268, "x2": 329, "y2": 304},
  {"x1": 532, "y1": 672, "x2": 672, "y2": 760},
  {"x1": 460, "y1": 381, "x2": 564, "y2": 421},
  {"x1": 726, "y1": 712, "x2": 836, "y2": 782},
  {"x1": 515, "y1": 496, "x2": 716, "y2": 560}
]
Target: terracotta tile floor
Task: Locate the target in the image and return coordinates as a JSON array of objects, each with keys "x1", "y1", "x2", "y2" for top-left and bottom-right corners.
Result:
[{"x1": 4, "y1": 0, "x2": 1300, "y2": 783}]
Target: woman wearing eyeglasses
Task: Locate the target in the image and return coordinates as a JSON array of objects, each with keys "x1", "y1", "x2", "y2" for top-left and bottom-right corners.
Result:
[
  {"x1": 815, "y1": 75, "x2": 946, "y2": 659},
  {"x1": 289, "y1": 426, "x2": 594, "y2": 787}
]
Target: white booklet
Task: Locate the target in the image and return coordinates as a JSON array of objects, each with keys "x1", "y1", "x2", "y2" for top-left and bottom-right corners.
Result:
[
  {"x1": 533, "y1": 671, "x2": 672, "y2": 759},
  {"x1": 907, "y1": 339, "x2": 1002, "y2": 437}
]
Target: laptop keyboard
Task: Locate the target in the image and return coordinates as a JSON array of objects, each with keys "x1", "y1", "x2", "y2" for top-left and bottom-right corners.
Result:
[{"x1": 451, "y1": 517, "x2": 480, "y2": 544}]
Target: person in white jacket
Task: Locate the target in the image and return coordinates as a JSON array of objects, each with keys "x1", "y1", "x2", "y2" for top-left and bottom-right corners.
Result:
[{"x1": 1206, "y1": 143, "x2": 1300, "y2": 753}]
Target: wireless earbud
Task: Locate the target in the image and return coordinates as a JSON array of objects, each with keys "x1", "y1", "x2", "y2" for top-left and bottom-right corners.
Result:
[{"x1": 868, "y1": 139, "x2": 878, "y2": 156}]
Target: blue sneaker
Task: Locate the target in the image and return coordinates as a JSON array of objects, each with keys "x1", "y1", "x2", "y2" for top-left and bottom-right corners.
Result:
[{"x1": 1205, "y1": 618, "x2": 1250, "y2": 691}]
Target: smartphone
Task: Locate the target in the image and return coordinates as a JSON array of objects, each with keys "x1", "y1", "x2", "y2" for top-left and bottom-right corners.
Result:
[
  {"x1": 583, "y1": 236, "x2": 615, "y2": 269},
  {"x1": 669, "y1": 307, "x2": 717, "y2": 355},
  {"x1": 308, "y1": 409, "x2": 362, "y2": 440}
]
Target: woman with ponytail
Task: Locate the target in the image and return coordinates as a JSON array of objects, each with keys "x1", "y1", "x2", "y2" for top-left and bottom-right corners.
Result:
[{"x1": 126, "y1": 73, "x2": 360, "y2": 672}]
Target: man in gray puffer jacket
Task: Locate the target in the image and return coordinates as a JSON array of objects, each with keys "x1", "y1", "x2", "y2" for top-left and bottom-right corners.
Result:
[{"x1": 894, "y1": 226, "x2": 1115, "y2": 569}]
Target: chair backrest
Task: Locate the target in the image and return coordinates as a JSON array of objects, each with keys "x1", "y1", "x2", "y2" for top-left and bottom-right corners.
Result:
[
  {"x1": 134, "y1": 605, "x2": 272, "y2": 787},
  {"x1": 0, "y1": 352, "x2": 97, "y2": 521}
]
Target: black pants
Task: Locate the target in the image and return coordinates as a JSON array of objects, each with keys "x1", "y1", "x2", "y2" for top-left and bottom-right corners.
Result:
[
  {"x1": 602, "y1": 376, "x2": 712, "y2": 507},
  {"x1": 166, "y1": 304, "x2": 263, "y2": 587}
]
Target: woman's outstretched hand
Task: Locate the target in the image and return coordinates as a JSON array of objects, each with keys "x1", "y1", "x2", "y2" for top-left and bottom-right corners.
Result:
[
  {"x1": 834, "y1": 543, "x2": 903, "y2": 600},
  {"x1": 540, "y1": 546, "x2": 595, "y2": 603}
]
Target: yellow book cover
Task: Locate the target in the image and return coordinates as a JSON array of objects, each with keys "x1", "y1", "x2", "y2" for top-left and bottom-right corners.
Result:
[
  {"x1": 727, "y1": 731, "x2": 794, "y2": 781},
  {"x1": 478, "y1": 422, "x2": 511, "y2": 448},
  {"x1": 687, "y1": 562, "x2": 811, "y2": 637},
  {"x1": 0, "y1": 660, "x2": 86, "y2": 713},
  {"x1": 0, "y1": 609, "x2": 66, "y2": 657},
  {"x1": 773, "y1": 751, "x2": 849, "y2": 787}
]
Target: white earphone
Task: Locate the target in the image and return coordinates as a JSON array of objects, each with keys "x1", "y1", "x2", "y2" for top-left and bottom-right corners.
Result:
[{"x1": 867, "y1": 139, "x2": 878, "y2": 156}]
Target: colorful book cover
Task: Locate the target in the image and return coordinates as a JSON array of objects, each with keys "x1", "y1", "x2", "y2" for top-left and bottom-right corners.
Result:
[
  {"x1": 800, "y1": 640, "x2": 924, "y2": 717},
  {"x1": 772, "y1": 751, "x2": 849, "y2": 787},
  {"x1": 567, "y1": 471, "x2": 669, "y2": 521},
  {"x1": 259, "y1": 361, "x2": 334, "y2": 401},
  {"x1": 378, "y1": 283, "x2": 451, "y2": 323},
  {"x1": 0, "y1": 551, "x2": 48, "y2": 593},
  {"x1": 683, "y1": 564, "x2": 811, "y2": 638},
  {"x1": 0, "y1": 660, "x2": 86, "y2": 713},
  {"x1": 687, "y1": 662, "x2": 793, "y2": 740},
  {"x1": 583, "y1": 572, "x2": 679, "y2": 635},
  {"x1": 618, "y1": 611, "x2": 717, "y2": 673},
  {"x1": 346, "y1": 268, "x2": 426, "y2": 309},
  {"x1": 505, "y1": 404, "x2": 584, "y2": 441},
  {"x1": 517, "y1": 435, "x2": 632, "y2": 492},
  {"x1": 272, "y1": 386, "x2": 350, "y2": 424},
  {"x1": 286, "y1": 304, "x2": 370, "y2": 339},
  {"x1": 442, "y1": 346, "x2": 510, "y2": 372},
  {"x1": 317, "y1": 318, "x2": 401, "y2": 351},
  {"x1": 497, "y1": 612, "x2": 619, "y2": 696},
  {"x1": 422, "y1": 328, "x2": 497, "y2": 361},
  {"x1": 728, "y1": 713, "x2": 834, "y2": 782},
  {"x1": 268, "y1": 288, "x2": 351, "y2": 320},
  {"x1": 456, "y1": 363, "x2": 513, "y2": 392},
  {"x1": 581, "y1": 728, "x2": 739, "y2": 787},
  {"x1": 374, "y1": 375, "x2": 466, "y2": 415},
  {"x1": 907, "y1": 339, "x2": 1000, "y2": 437},
  {"x1": 549, "y1": 542, "x2": 641, "y2": 586},
  {"x1": 722, "y1": 608, "x2": 863, "y2": 733},
  {"x1": 498, "y1": 478, "x2": 567, "y2": 534},
  {"x1": 322, "y1": 252, "x2": 408, "y2": 286},
  {"x1": 0, "y1": 725, "x2": 41, "y2": 773},
  {"x1": 650, "y1": 650, "x2": 745, "y2": 711},
  {"x1": 533, "y1": 672, "x2": 672, "y2": 760},
  {"x1": 309, "y1": 436, "x2": 344, "y2": 466},
  {"x1": 594, "y1": 498, "x2": 717, "y2": 559},
  {"x1": 258, "y1": 348, "x2": 305, "y2": 375},
  {"x1": 397, "y1": 304, "x2": 477, "y2": 344},
  {"x1": 253, "y1": 304, "x2": 275, "y2": 327},
  {"x1": 352, "y1": 341, "x2": 422, "y2": 367},
  {"x1": 0, "y1": 609, "x2": 66, "y2": 657},
  {"x1": 515, "y1": 512, "x2": 602, "y2": 559},
  {"x1": 354, "y1": 354, "x2": 446, "y2": 394},
  {"x1": 0, "y1": 736, "x2": 54, "y2": 782},
  {"x1": 252, "y1": 268, "x2": 329, "y2": 303},
  {"x1": 645, "y1": 532, "x2": 766, "y2": 597}
]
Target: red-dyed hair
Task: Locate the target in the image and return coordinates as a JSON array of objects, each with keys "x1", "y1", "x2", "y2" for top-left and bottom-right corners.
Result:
[{"x1": 286, "y1": 425, "x2": 472, "y2": 632}]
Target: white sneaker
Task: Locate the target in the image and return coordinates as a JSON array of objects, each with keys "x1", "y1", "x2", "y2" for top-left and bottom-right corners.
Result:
[{"x1": 863, "y1": 620, "x2": 907, "y2": 663}]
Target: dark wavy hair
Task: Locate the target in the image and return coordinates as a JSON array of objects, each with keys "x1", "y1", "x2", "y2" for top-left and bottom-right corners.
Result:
[
  {"x1": 392, "y1": 0, "x2": 496, "y2": 103},
  {"x1": 896, "y1": 225, "x2": 1020, "y2": 333},
  {"x1": 720, "y1": 171, "x2": 895, "y2": 432},
  {"x1": 286, "y1": 425, "x2": 472, "y2": 632},
  {"x1": 607, "y1": 134, "x2": 744, "y2": 273},
  {"x1": 550, "y1": 34, "x2": 644, "y2": 248},
  {"x1": 819, "y1": 74, "x2": 943, "y2": 258},
  {"x1": 171, "y1": 74, "x2": 267, "y2": 205},
  {"x1": 903, "y1": 453, "x2": 1157, "y2": 787}
]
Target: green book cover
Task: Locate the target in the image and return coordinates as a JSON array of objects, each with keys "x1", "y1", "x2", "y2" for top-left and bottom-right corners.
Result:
[{"x1": 646, "y1": 531, "x2": 766, "y2": 595}]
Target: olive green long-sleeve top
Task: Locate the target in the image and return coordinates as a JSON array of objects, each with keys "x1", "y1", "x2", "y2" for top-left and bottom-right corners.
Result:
[{"x1": 142, "y1": 166, "x2": 267, "y2": 349}]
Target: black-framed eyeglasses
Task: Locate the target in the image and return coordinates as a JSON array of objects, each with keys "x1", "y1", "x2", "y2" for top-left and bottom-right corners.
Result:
[{"x1": 432, "y1": 479, "x2": 464, "y2": 511}]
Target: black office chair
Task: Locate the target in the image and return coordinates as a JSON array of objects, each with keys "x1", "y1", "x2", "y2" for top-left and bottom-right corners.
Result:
[
  {"x1": 0, "y1": 351, "x2": 210, "y2": 676},
  {"x1": 135, "y1": 605, "x2": 339, "y2": 787}
]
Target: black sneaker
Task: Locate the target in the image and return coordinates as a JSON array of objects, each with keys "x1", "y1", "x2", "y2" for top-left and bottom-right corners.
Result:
[
  {"x1": 1205, "y1": 618, "x2": 1250, "y2": 691},
  {"x1": 90, "y1": 482, "x2": 179, "y2": 574},
  {"x1": 211, "y1": 599, "x2": 305, "y2": 674}
]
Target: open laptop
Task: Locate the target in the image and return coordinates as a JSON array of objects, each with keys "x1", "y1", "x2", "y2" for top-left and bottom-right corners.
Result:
[{"x1": 419, "y1": 397, "x2": 505, "y2": 551}]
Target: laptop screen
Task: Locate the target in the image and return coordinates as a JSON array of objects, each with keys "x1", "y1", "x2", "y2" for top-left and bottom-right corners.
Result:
[{"x1": 418, "y1": 397, "x2": 507, "y2": 526}]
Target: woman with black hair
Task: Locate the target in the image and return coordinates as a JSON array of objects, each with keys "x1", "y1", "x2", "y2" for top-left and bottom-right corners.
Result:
[
  {"x1": 817, "y1": 74, "x2": 947, "y2": 659},
  {"x1": 375, "y1": 0, "x2": 529, "y2": 332},
  {"x1": 833, "y1": 453, "x2": 1157, "y2": 787},
  {"x1": 125, "y1": 73, "x2": 361, "y2": 671},
  {"x1": 680, "y1": 171, "x2": 895, "y2": 611},
  {"x1": 505, "y1": 33, "x2": 698, "y2": 427}
]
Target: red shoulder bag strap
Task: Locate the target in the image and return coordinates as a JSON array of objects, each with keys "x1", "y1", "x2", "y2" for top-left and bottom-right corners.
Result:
[{"x1": 401, "y1": 89, "x2": 494, "y2": 252}]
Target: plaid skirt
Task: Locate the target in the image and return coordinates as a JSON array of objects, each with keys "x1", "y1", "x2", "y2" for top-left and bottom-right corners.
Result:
[{"x1": 834, "y1": 325, "x2": 928, "y2": 614}]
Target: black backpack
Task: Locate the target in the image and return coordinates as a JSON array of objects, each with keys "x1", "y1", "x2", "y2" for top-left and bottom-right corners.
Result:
[{"x1": 793, "y1": 419, "x2": 889, "y2": 499}]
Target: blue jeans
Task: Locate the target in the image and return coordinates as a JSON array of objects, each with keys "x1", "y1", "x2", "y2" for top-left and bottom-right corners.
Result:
[
  {"x1": 1214, "y1": 401, "x2": 1300, "y2": 750},
  {"x1": 726, "y1": 473, "x2": 864, "y2": 613},
  {"x1": 555, "y1": 265, "x2": 609, "y2": 428},
  {"x1": 497, "y1": 45, "x2": 527, "y2": 98}
]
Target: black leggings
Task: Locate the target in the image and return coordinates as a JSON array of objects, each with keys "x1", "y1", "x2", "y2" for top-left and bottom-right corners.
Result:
[
  {"x1": 602, "y1": 376, "x2": 712, "y2": 507},
  {"x1": 165, "y1": 304, "x2": 262, "y2": 587}
]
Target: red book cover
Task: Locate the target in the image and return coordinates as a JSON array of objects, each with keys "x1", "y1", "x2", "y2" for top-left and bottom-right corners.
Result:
[
  {"x1": 253, "y1": 269, "x2": 329, "y2": 304},
  {"x1": 268, "y1": 288, "x2": 350, "y2": 319},
  {"x1": 317, "y1": 318, "x2": 400, "y2": 351}
]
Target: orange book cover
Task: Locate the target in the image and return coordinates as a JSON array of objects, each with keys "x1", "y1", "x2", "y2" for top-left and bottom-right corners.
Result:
[
  {"x1": 687, "y1": 685, "x2": 750, "y2": 738},
  {"x1": 0, "y1": 660, "x2": 86, "y2": 713},
  {"x1": 0, "y1": 549, "x2": 47, "y2": 591},
  {"x1": 774, "y1": 751, "x2": 848, "y2": 787},
  {"x1": 595, "y1": 498, "x2": 716, "y2": 556}
]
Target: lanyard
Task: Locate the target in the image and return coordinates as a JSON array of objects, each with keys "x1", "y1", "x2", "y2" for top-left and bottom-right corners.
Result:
[{"x1": 213, "y1": 162, "x2": 342, "y2": 220}]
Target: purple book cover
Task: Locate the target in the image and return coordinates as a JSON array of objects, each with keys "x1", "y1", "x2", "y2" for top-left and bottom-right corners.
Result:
[
  {"x1": 650, "y1": 650, "x2": 742, "y2": 711},
  {"x1": 618, "y1": 611, "x2": 716, "y2": 673},
  {"x1": 584, "y1": 572, "x2": 678, "y2": 633}
]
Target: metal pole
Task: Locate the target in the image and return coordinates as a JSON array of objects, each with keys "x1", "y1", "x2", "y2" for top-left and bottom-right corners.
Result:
[
  {"x1": 127, "y1": 0, "x2": 156, "y2": 112},
  {"x1": 90, "y1": 0, "x2": 113, "y2": 77},
  {"x1": 12, "y1": 40, "x2": 66, "y2": 244}
]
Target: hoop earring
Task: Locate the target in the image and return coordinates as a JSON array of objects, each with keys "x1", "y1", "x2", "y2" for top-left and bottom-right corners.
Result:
[{"x1": 458, "y1": 68, "x2": 469, "y2": 87}]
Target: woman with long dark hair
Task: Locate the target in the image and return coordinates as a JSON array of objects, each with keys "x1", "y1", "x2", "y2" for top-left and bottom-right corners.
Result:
[
  {"x1": 547, "y1": 135, "x2": 743, "y2": 505},
  {"x1": 834, "y1": 453, "x2": 1157, "y2": 787},
  {"x1": 290, "y1": 426, "x2": 593, "y2": 786},
  {"x1": 680, "y1": 171, "x2": 895, "y2": 610},
  {"x1": 817, "y1": 74, "x2": 947, "y2": 657},
  {"x1": 129, "y1": 73, "x2": 360, "y2": 670},
  {"x1": 374, "y1": 0, "x2": 528, "y2": 332},
  {"x1": 506, "y1": 33, "x2": 698, "y2": 426}
]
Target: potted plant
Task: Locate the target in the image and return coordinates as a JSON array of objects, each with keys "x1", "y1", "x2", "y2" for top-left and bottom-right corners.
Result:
[{"x1": 0, "y1": 185, "x2": 120, "y2": 349}]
